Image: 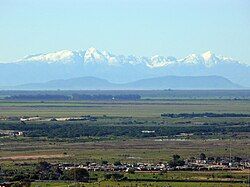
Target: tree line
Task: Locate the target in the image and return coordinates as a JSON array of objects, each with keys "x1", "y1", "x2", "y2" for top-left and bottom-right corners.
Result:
[
  {"x1": 161, "y1": 112, "x2": 250, "y2": 118},
  {"x1": 5, "y1": 94, "x2": 141, "y2": 101},
  {"x1": 1, "y1": 161, "x2": 90, "y2": 183},
  {"x1": 0, "y1": 123, "x2": 249, "y2": 139}
]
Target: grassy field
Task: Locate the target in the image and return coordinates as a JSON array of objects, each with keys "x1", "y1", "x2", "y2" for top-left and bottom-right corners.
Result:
[
  {"x1": 0, "y1": 138, "x2": 249, "y2": 164},
  {"x1": 1, "y1": 99, "x2": 250, "y2": 119},
  {"x1": 30, "y1": 181, "x2": 249, "y2": 187},
  {"x1": 0, "y1": 90, "x2": 249, "y2": 186},
  {"x1": 0, "y1": 98, "x2": 249, "y2": 164}
]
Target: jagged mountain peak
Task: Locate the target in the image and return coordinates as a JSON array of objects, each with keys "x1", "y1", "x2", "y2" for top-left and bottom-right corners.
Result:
[
  {"x1": 148, "y1": 55, "x2": 176, "y2": 68},
  {"x1": 83, "y1": 47, "x2": 107, "y2": 63},
  {"x1": 202, "y1": 51, "x2": 214, "y2": 61},
  {"x1": 17, "y1": 48, "x2": 241, "y2": 68},
  {"x1": 179, "y1": 53, "x2": 203, "y2": 64},
  {"x1": 1, "y1": 48, "x2": 249, "y2": 87}
]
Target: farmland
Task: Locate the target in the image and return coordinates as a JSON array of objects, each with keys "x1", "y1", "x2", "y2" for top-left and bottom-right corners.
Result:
[{"x1": 0, "y1": 90, "x2": 249, "y2": 186}]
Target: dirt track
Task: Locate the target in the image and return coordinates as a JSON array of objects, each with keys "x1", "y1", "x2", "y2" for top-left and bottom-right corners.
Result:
[{"x1": 0, "y1": 154, "x2": 69, "y2": 160}]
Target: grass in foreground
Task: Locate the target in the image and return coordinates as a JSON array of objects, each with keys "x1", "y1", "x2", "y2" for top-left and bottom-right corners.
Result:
[{"x1": 31, "y1": 181, "x2": 248, "y2": 187}]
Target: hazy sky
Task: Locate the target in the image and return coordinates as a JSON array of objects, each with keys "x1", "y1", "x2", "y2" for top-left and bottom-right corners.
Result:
[{"x1": 0, "y1": 0, "x2": 249, "y2": 63}]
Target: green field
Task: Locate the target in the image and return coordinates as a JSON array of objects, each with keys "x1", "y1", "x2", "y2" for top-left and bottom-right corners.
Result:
[
  {"x1": 30, "y1": 181, "x2": 248, "y2": 187},
  {"x1": 1, "y1": 100, "x2": 250, "y2": 119},
  {"x1": 0, "y1": 138, "x2": 249, "y2": 164},
  {"x1": 0, "y1": 90, "x2": 249, "y2": 186}
]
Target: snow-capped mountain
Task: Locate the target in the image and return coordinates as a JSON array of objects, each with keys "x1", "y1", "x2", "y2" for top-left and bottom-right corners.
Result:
[
  {"x1": 17, "y1": 48, "x2": 232, "y2": 68},
  {"x1": 0, "y1": 47, "x2": 249, "y2": 88},
  {"x1": 21, "y1": 50, "x2": 83, "y2": 64}
]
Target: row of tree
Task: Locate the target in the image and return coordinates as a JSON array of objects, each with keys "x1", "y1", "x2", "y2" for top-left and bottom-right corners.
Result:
[
  {"x1": 5, "y1": 94, "x2": 141, "y2": 101},
  {"x1": 0, "y1": 123, "x2": 249, "y2": 138},
  {"x1": 1, "y1": 161, "x2": 89, "y2": 182},
  {"x1": 161, "y1": 112, "x2": 250, "y2": 118}
]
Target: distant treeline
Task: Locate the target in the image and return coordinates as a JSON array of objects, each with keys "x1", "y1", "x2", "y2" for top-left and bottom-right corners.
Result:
[
  {"x1": 0, "y1": 123, "x2": 249, "y2": 138},
  {"x1": 72, "y1": 94, "x2": 141, "y2": 100},
  {"x1": 161, "y1": 112, "x2": 250, "y2": 118},
  {"x1": 5, "y1": 94, "x2": 70, "y2": 100},
  {"x1": 2, "y1": 90, "x2": 250, "y2": 100},
  {"x1": 5, "y1": 94, "x2": 141, "y2": 101}
]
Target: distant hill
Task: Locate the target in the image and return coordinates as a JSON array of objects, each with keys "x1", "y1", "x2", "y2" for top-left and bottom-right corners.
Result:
[
  {"x1": 13, "y1": 75, "x2": 241, "y2": 90},
  {"x1": 15, "y1": 77, "x2": 117, "y2": 90},
  {"x1": 123, "y1": 75, "x2": 241, "y2": 89}
]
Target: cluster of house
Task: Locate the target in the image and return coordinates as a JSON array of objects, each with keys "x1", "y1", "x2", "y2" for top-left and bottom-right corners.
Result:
[
  {"x1": 0, "y1": 116, "x2": 43, "y2": 121},
  {"x1": 0, "y1": 130, "x2": 23, "y2": 137},
  {"x1": 58, "y1": 157, "x2": 250, "y2": 172},
  {"x1": 174, "y1": 159, "x2": 249, "y2": 171},
  {"x1": 52, "y1": 115, "x2": 97, "y2": 122}
]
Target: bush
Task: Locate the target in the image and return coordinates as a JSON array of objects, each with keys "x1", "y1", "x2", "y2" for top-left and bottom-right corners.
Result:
[
  {"x1": 169, "y1": 154, "x2": 185, "y2": 167},
  {"x1": 104, "y1": 173, "x2": 124, "y2": 181},
  {"x1": 114, "y1": 161, "x2": 122, "y2": 166},
  {"x1": 62, "y1": 168, "x2": 89, "y2": 182},
  {"x1": 101, "y1": 160, "x2": 108, "y2": 165}
]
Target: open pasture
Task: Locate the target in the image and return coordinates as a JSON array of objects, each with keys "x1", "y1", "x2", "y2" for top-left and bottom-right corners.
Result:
[
  {"x1": 1, "y1": 99, "x2": 250, "y2": 119},
  {"x1": 0, "y1": 90, "x2": 249, "y2": 186},
  {"x1": 0, "y1": 138, "x2": 249, "y2": 164},
  {"x1": 31, "y1": 181, "x2": 248, "y2": 187}
]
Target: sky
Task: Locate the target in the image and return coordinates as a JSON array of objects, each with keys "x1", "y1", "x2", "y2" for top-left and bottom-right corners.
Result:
[{"x1": 0, "y1": 0, "x2": 250, "y2": 63}]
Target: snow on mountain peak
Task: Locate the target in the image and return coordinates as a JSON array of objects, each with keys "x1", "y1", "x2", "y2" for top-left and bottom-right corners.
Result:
[
  {"x1": 148, "y1": 55, "x2": 175, "y2": 68},
  {"x1": 202, "y1": 51, "x2": 214, "y2": 61},
  {"x1": 21, "y1": 50, "x2": 76, "y2": 64},
  {"x1": 201, "y1": 51, "x2": 221, "y2": 67},
  {"x1": 101, "y1": 51, "x2": 120, "y2": 65},
  {"x1": 179, "y1": 53, "x2": 203, "y2": 64},
  {"x1": 177, "y1": 51, "x2": 225, "y2": 67},
  {"x1": 16, "y1": 48, "x2": 240, "y2": 68},
  {"x1": 84, "y1": 47, "x2": 107, "y2": 63}
]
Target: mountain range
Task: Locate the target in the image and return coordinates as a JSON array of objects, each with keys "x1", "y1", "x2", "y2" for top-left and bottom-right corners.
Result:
[{"x1": 0, "y1": 47, "x2": 249, "y2": 89}]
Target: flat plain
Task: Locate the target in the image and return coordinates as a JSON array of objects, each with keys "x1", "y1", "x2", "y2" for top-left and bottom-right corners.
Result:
[{"x1": 0, "y1": 90, "x2": 249, "y2": 186}]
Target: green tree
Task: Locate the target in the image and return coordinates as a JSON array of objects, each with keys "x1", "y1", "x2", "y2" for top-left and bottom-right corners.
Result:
[
  {"x1": 104, "y1": 173, "x2": 124, "y2": 181},
  {"x1": 114, "y1": 161, "x2": 122, "y2": 166},
  {"x1": 64, "y1": 168, "x2": 89, "y2": 182},
  {"x1": 36, "y1": 161, "x2": 51, "y2": 172},
  {"x1": 169, "y1": 154, "x2": 185, "y2": 167},
  {"x1": 173, "y1": 154, "x2": 181, "y2": 161},
  {"x1": 101, "y1": 160, "x2": 108, "y2": 165},
  {"x1": 36, "y1": 161, "x2": 51, "y2": 180},
  {"x1": 199, "y1": 153, "x2": 206, "y2": 160}
]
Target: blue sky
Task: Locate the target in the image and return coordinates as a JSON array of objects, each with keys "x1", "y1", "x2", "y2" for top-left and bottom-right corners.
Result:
[{"x1": 0, "y1": 0, "x2": 249, "y2": 63}]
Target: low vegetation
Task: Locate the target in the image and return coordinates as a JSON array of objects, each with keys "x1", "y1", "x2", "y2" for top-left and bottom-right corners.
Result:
[{"x1": 0, "y1": 90, "x2": 249, "y2": 186}]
